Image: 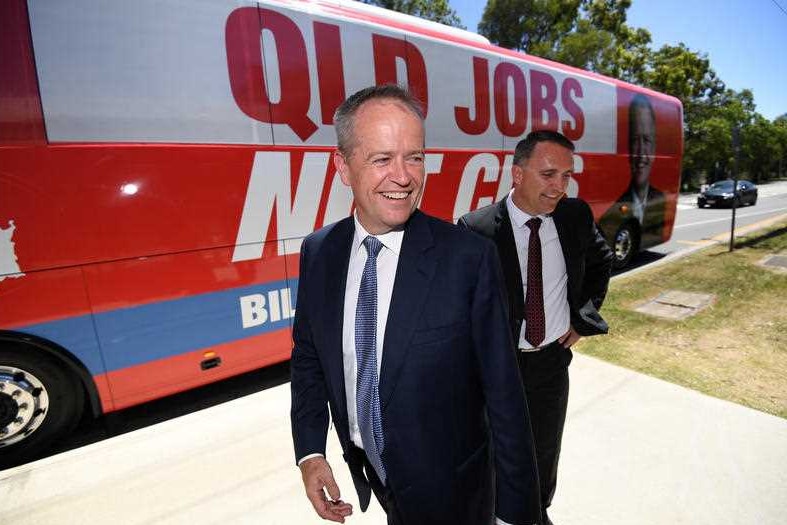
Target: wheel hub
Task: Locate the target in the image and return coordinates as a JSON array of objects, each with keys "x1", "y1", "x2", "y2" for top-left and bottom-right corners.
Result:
[
  {"x1": 0, "y1": 391, "x2": 19, "y2": 428},
  {"x1": 0, "y1": 367, "x2": 49, "y2": 447},
  {"x1": 615, "y1": 229, "x2": 632, "y2": 261}
]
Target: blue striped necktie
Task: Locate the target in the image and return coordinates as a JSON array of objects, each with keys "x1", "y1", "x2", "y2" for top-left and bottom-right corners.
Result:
[{"x1": 356, "y1": 235, "x2": 386, "y2": 484}]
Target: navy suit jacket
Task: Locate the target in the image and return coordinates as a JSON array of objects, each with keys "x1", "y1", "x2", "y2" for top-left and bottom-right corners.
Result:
[
  {"x1": 291, "y1": 210, "x2": 541, "y2": 525},
  {"x1": 459, "y1": 198, "x2": 613, "y2": 344}
]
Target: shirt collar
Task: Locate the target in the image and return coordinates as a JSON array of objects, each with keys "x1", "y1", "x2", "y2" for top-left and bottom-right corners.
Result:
[
  {"x1": 352, "y1": 214, "x2": 404, "y2": 256},
  {"x1": 631, "y1": 186, "x2": 648, "y2": 207},
  {"x1": 506, "y1": 190, "x2": 550, "y2": 229}
]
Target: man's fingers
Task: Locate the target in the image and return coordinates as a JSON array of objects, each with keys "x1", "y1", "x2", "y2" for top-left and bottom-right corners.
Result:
[
  {"x1": 306, "y1": 491, "x2": 348, "y2": 523},
  {"x1": 324, "y1": 471, "x2": 342, "y2": 502},
  {"x1": 329, "y1": 500, "x2": 354, "y2": 517},
  {"x1": 299, "y1": 457, "x2": 351, "y2": 522},
  {"x1": 305, "y1": 488, "x2": 329, "y2": 516}
]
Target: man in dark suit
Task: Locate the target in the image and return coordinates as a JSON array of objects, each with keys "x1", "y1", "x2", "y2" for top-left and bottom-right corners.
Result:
[
  {"x1": 459, "y1": 130, "x2": 614, "y2": 525},
  {"x1": 598, "y1": 94, "x2": 666, "y2": 263},
  {"x1": 290, "y1": 85, "x2": 541, "y2": 525}
]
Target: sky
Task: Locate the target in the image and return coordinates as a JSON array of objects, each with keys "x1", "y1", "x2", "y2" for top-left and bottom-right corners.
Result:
[{"x1": 451, "y1": 0, "x2": 786, "y2": 121}]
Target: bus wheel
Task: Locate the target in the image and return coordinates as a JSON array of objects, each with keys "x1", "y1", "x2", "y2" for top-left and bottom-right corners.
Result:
[
  {"x1": 612, "y1": 223, "x2": 638, "y2": 269},
  {"x1": 0, "y1": 348, "x2": 84, "y2": 465}
]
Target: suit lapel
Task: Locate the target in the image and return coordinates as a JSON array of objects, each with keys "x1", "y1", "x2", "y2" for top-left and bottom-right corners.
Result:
[
  {"x1": 379, "y1": 211, "x2": 437, "y2": 409},
  {"x1": 551, "y1": 201, "x2": 577, "y2": 301},
  {"x1": 494, "y1": 200, "x2": 525, "y2": 317},
  {"x1": 321, "y1": 217, "x2": 354, "y2": 426}
]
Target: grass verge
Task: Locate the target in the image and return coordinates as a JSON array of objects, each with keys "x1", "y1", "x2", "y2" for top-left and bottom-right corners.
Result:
[{"x1": 576, "y1": 219, "x2": 787, "y2": 418}]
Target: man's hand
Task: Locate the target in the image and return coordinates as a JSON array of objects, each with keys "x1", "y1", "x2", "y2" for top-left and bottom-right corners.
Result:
[
  {"x1": 558, "y1": 326, "x2": 581, "y2": 348},
  {"x1": 299, "y1": 456, "x2": 353, "y2": 522}
]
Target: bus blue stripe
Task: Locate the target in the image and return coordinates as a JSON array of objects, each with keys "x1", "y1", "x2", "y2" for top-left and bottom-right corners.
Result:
[{"x1": 15, "y1": 279, "x2": 298, "y2": 375}]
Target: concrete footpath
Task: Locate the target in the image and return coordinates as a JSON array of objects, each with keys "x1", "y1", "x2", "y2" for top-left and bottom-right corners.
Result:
[{"x1": 1, "y1": 353, "x2": 785, "y2": 524}]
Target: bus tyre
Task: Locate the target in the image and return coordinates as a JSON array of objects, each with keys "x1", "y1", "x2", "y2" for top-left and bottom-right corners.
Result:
[
  {"x1": 612, "y1": 223, "x2": 638, "y2": 270},
  {"x1": 0, "y1": 348, "x2": 84, "y2": 465}
]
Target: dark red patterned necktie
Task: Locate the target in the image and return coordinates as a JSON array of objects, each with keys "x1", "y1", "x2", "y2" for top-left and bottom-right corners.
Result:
[{"x1": 524, "y1": 218, "x2": 545, "y2": 347}]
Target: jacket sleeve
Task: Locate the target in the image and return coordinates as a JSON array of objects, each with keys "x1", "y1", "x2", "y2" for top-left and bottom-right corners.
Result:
[
  {"x1": 290, "y1": 238, "x2": 330, "y2": 464},
  {"x1": 471, "y1": 240, "x2": 542, "y2": 524},
  {"x1": 581, "y1": 204, "x2": 614, "y2": 312}
]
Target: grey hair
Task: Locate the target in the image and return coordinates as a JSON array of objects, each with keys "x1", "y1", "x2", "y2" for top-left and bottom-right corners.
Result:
[
  {"x1": 513, "y1": 130, "x2": 575, "y2": 167},
  {"x1": 333, "y1": 84, "x2": 425, "y2": 156}
]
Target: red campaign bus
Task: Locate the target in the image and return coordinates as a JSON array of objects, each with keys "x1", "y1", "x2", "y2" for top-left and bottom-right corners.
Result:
[{"x1": 0, "y1": 0, "x2": 682, "y2": 460}]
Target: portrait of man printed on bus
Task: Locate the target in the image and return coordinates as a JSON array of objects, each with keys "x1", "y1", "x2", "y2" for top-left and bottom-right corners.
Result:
[
  {"x1": 599, "y1": 93, "x2": 667, "y2": 258},
  {"x1": 290, "y1": 84, "x2": 541, "y2": 525}
]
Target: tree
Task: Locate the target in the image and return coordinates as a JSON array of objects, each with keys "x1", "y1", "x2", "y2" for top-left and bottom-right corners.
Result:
[
  {"x1": 478, "y1": 0, "x2": 651, "y2": 82},
  {"x1": 478, "y1": 0, "x2": 582, "y2": 52},
  {"x1": 741, "y1": 115, "x2": 781, "y2": 182},
  {"x1": 683, "y1": 115, "x2": 733, "y2": 183},
  {"x1": 640, "y1": 43, "x2": 725, "y2": 121},
  {"x1": 775, "y1": 117, "x2": 787, "y2": 179},
  {"x1": 680, "y1": 89, "x2": 772, "y2": 186},
  {"x1": 360, "y1": 0, "x2": 465, "y2": 28}
]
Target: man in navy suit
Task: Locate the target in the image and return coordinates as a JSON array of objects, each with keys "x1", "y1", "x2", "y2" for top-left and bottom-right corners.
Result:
[
  {"x1": 460, "y1": 130, "x2": 613, "y2": 525},
  {"x1": 290, "y1": 85, "x2": 541, "y2": 525}
]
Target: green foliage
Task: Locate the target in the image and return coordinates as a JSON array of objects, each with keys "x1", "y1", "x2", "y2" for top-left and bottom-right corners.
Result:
[
  {"x1": 478, "y1": 0, "x2": 583, "y2": 52},
  {"x1": 360, "y1": 0, "x2": 465, "y2": 28},
  {"x1": 683, "y1": 88, "x2": 786, "y2": 185},
  {"x1": 640, "y1": 43, "x2": 724, "y2": 110},
  {"x1": 741, "y1": 115, "x2": 782, "y2": 182},
  {"x1": 479, "y1": 0, "x2": 649, "y2": 81}
]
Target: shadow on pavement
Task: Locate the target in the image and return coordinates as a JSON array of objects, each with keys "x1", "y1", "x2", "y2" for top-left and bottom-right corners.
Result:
[{"x1": 2, "y1": 361, "x2": 291, "y2": 471}]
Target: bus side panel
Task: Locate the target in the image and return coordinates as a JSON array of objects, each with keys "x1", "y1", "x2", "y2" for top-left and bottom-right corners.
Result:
[
  {"x1": 0, "y1": 145, "x2": 285, "y2": 276},
  {"x1": 104, "y1": 241, "x2": 299, "y2": 410},
  {"x1": 1, "y1": 142, "x2": 304, "y2": 411},
  {"x1": 576, "y1": 152, "x2": 631, "y2": 218},
  {"x1": 0, "y1": 264, "x2": 113, "y2": 410},
  {"x1": 403, "y1": 32, "x2": 503, "y2": 152},
  {"x1": 615, "y1": 87, "x2": 683, "y2": 244},
  {"x1": 82, "y1": 242, "x2": 293, "y2": 410},
  {"x1": 0, "y1": 0, "x2": 46, "y2": 144},
  {"x1": 616, "y1": 87, "x2": 683, "y2": 190},
  {"x1": 28, "y1": 0, "x2": 273, "y2": 146},
  {"x1": 105, "y1": 329, "x2": 293, "y2": 410}
]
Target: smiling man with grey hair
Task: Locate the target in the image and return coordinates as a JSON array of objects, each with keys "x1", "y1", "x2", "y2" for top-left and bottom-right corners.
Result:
[{"x1": 291, "y1": 84, "x2": 541, "y2": 525}]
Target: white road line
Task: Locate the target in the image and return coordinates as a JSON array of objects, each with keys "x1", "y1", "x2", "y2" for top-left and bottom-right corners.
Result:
[{"x1": 673, "y1": 206, "x2": 787, "y2": 229}]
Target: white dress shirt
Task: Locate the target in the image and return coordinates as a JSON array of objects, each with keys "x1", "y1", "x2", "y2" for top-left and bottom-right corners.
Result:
[
  {"x1": 342, "y1": 216, "x2": 403, "y2": 450},
  {"x1": 506, "y1": 191, "x2": 570, "y2": 350},
  {"x1": 630, "y1": 186, "x2": 648, "y2": 223},
  {"x1": 296, "y1": 217, "x2": 402, "y2": 467}
]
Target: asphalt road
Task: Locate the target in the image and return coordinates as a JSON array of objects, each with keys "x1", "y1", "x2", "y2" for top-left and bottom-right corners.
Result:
[{"x1": 618, "y1": 180, "x2": 787, "y2": 275}]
